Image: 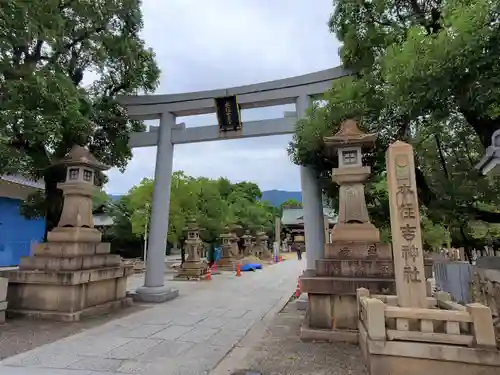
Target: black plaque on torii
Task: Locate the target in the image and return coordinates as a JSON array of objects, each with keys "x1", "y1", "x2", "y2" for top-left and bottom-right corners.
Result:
[{"x1": 215, "y1": 95, "x2": 242, "y2": 132}]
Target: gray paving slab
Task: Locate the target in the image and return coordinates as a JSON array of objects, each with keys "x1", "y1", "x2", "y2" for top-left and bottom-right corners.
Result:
[{"x1": 0, "y1": 259, "x2": 305, "y2": 375}]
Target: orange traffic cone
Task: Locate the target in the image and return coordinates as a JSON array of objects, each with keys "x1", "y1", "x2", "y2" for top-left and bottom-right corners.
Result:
[
  {"x1": 295, "y1": 278, "x2": 301, "y2": 297},
  {"x1": 206, "y1": 267, "x2": 212, "y2": 281},
  {"x1": 236, "y1": 263, "x2": 241, "y2": 277},
  {"x1": 212, "y1": 262, "x2": 217, "y2": 273}
]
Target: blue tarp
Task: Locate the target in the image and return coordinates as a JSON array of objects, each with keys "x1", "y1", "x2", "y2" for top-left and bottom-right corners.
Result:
[{"x1": 240, "y1": 263, "x2": 262, "y2": 271}]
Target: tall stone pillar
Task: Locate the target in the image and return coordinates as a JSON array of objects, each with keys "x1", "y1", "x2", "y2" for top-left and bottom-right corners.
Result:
[
  {"x1": 386, "y1": 141, "x2": 427, "y2": 308},
  {"x1": 296, "y1": 95, "x2": 325, "y2": 272},
  {"x1": 135, "y1": 112, "x2": 179, "y2": 302}
]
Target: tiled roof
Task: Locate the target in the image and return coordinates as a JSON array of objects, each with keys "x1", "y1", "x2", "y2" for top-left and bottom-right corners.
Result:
[{"x1": 0, "y1": 175, "x2": 44, "y2": 189}]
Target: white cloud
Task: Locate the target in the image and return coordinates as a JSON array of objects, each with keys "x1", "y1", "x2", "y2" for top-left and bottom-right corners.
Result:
[{"x1": 105, "y1": 0, "x2": 341, "y2": 195}]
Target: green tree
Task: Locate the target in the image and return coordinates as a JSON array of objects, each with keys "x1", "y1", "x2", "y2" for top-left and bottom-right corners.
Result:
[
  {"x1": 126, "y1": 172, "x2": 276, "y2": 246},
  {"x1": 288, "y1": 0, "x2": 500, "y2": 253},
  {"x1": 281, "y1": 199, "x2": 302, "y2": 209},
  {"x1": 104, "y1": 195, "x2": 143, "y2": 258},
  {"x1": 1, "y1": 0, "x2": 160, "y2": 234}
]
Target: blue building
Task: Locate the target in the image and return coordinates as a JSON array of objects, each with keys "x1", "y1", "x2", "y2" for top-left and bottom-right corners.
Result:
[{"x1": 0, "y1": 175, "x2": 45, "y2": 267}]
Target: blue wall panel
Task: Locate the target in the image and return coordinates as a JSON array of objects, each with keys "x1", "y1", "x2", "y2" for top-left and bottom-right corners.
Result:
[{"x1": 0, "y1": 197, "x2": 45, "y2": 267}]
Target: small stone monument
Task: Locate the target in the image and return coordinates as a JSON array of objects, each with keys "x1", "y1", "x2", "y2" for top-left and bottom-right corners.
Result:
[
  {"x1": 174, "y1": 220, "x2": 209, "y2": 280},
  {"x1": 300, "y1": 119, "x2": 395, "y2": 342},
  {"x1": 0, "y1": 146, "x2": 133, "y2": 321},
  {"x1": 386, "y1": 141, "x2": 428, "y2": 308},
  {"x1": 357, "y1": 141, "x2": 499, "y2": 375}
]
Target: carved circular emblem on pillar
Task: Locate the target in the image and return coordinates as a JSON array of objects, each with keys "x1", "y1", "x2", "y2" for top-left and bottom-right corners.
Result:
[{"x1": 395, "y1": 154, "x2": 410, "y2": 179}]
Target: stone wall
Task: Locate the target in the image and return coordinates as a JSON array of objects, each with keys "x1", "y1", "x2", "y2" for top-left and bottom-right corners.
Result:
[
  {"x1": 470, "y1": 260, "x2": 500, "y2": 347},
  {"x1": 0, "y1": 277, "x2": 7, "y2": 323}
]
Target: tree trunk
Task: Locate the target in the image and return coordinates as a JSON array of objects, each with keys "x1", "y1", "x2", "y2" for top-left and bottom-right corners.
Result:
[{"x1": 43, "y1": 165, "x2": 66, "y2": 240}]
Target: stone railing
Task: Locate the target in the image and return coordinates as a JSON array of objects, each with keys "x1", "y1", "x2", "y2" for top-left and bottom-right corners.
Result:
[{"x1": 357, "y1": 288, "x2": 497, "y2": 348}]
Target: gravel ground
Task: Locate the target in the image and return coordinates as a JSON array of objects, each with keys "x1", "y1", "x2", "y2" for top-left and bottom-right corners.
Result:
[
  {"x1": 240, "y1": 303, "x2": 368, "y2": 375},
  {"x1": 0, "y1": 304, "x2": 148, "y2": 360}
]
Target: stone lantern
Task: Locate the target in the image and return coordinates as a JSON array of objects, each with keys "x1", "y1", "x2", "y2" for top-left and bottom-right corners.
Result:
[
  {"x1": 218, "y1": 227, "x2": 237, "y2": 270},
  {"x1": 48, "y1": 145, "x2": 110, "y2": 243},
  {"x1": 256, "y1": 230, "x2": 272, "y2": 260},
  {"x1": 323, "y1": 119, "x2": 379, "y2": 243},
  {"x1": 0, "y1": 146, "x2": 133, "y2": 321},
  {"x1": 229, "y1": 226, "x2": 241, "y2": 258},
  {"x1": 175, "y1": 219, "x2": 208, "y2": 280},
  {"x1": 185, "y1": 220, "x2": 201, "y2": 262},
  {"x1": 241, "y1": 230, "x2": 253, "y2": 256},
  {"x1": 299, "y1": 119, "x2": 396, "y2": 338}
]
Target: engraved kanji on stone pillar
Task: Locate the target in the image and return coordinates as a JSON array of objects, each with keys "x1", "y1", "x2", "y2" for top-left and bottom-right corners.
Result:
[{"x1": 386, "y1": 141, "x2": 427, "y2": 308}]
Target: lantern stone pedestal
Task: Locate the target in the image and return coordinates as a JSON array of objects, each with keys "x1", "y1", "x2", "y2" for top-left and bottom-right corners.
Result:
[
  {"x1": 0, "y1": 146, "x2": 133, "y2": 321},
  {"x1": 174, "y1": 221, "x2": 210, "y2": 281},
  {"x1": 218, "y1": 230, "x2": 238, "y2": 271},
  {"x1": 300, "y1": 120, "x2": 396, "y2": 342}
]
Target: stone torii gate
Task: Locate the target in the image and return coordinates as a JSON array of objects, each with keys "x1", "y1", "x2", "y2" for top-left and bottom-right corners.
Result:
[{"x1": 118, "y1": 66, "x2": 350, "y2": 302}]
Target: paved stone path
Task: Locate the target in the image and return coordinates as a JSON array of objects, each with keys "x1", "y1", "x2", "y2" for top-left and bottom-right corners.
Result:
[{"x1": 0, "y1": 259, "x2": 304, "y2": 375}]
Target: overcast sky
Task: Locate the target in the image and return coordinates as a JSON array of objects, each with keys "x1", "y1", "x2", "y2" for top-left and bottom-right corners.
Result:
[{"x1": 105, "y1": 0, "x2": 341, "y2": 195}]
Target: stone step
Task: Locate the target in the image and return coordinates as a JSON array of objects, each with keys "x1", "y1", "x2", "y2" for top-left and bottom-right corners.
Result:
[
  {"x1": 325, "y1": 241, "x2": 393, "y2": 259},
  {"x1": 315, "y1": 258, "x2": 394, "y2": 278},
  {"x1": 300, "y1": 276, "x2": 395, "y2": 295},
  {"x1": 19, "y1": 254, "x2": 121, "y2": 271}
]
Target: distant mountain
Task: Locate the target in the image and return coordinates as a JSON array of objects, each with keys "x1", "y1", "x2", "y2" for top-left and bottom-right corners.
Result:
[
  {"x1": 107, "y1": 190, "x2": 302, "y2": 207},
  {"x1": 261, "y1": 190, "x2": 302, "y2": 207}
]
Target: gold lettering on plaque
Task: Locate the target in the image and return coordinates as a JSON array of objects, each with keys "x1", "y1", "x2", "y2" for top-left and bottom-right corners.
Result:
[{"x1": 224, "y1": 101, "x2": 232, "y2": 125}]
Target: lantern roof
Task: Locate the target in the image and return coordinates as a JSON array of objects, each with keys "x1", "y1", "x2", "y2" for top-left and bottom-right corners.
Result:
[
  {"x1": 323, "y1": 119, "x2": 377, "y2": 149},
  {"x1": 184, "y1": 219, "x2": 199, "y2": 232},
  {"x1": 53, "y1": 146, "x2": 109, "y2": 171},
  {"x1": 241, "y1": 230, "x2": 252, "y2": 239}
]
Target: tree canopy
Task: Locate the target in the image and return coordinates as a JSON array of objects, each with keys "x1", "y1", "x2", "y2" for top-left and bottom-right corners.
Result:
[
  {"x1": 289, "y1": 0, "x2": 500, "y2": 252},
  {"x1": 122, "y1": 172, "x2": 277, "y2": 253},
  {"x1": 1, "y1": 0, "x2": 159, "y2": 233}
]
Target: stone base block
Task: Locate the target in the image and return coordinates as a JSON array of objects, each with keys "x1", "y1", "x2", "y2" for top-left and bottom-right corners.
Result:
[
  {"x1": 3, "y1": 266, "x2": 131, "y2": 321},
  {"x1": 47, "y1": 227, "x2": 102, "y2": 243},
  {"x1": 19, "y1": 254, "x2": 121, "y2": 271},
  {"x1": 173, "y1": 273, "x2": 211, "y2": 281},
  {"x1": 132, "y1": 285, "x2": 179, "y2": 303},
  {"x1": 217, "y1": 258, "x2": 238, "y2": 271},
  {"x1": 31, "y1": 241, "x2": 110, "y2": 258},
  {"x1": 301, "y1": 276, "x2": 395, "y2": 295},
  {"x1": 325, "y1": 241, "x2": 392, "y2": 259},
  {"x1": 359, "y1": 323, "x2": 500, "y2": 375},
  {"x1": 7, "y1": 297, "x2": 132, "y2": 322},
  {"x1": 308, "y1": 293, "x2": 362, "y2": 330},
  {"x1": 296, "y1": 294, "x2": 308, "y2": 311},
  {"x1": 315, "y1": 258, "x2": 394, "y2": 278},
  {"x1": 300, "y1": 313, "x2": 358, "y2": 343},
  {"x1": 0, "y1": 301, "x2": 7, "y2": 324},
  {"x1": 330, "y1": 223, "x2": 380, "y2": 243}
]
